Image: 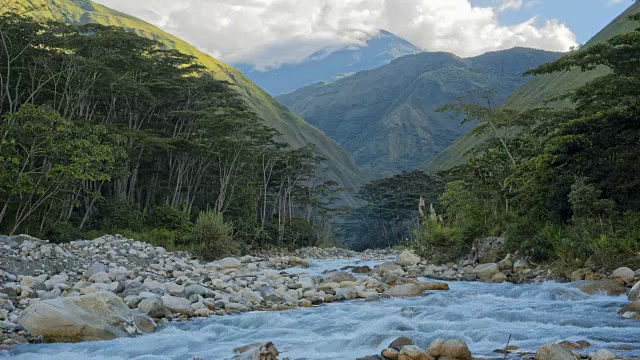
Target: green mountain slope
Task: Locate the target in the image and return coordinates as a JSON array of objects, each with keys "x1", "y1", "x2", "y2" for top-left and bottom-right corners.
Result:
[
  {"x1": 427, "y1": 2, "x2": 640, "y2": 173},
  {"x1": 277, "y1": 48, "x2": 561, "y2": 180},
  {"x1": 16, "y1": 0, "x2": 362, "y2": 203}
]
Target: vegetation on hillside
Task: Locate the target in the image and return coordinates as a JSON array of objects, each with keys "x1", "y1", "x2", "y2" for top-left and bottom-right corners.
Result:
[
  {"x1": 0, "y1": 12, "x2": 345, "y2": 254},
  {"x1": 10, "y1": 0, "x2": 363, "y2": 206},
  {"x1": 353, "y1": 13, "x2": 640, "y2": 272},
  {"x1": 278, "y1": 48, "x2": 562, "y2": 180}
]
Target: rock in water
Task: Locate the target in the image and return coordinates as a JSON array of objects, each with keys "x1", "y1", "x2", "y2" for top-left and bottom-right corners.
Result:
[
  {"x1": 399, "y1": 345, "x2": 433, "y2": 360},
  {"x1": 233, "y1": 341, "x2": 279, "y2": 360},
  {"x1": 579, "y1": 280, "x2": 627, "y2": 296},
  {"x1": 441, "y1": 340, "x2": 472, "y2": 360},
  {"x1": 397, "y1": 251, "x2": 421, "y2": 267},
  {"x1": 629, "y1": 281, "x2": 640, "y2": 302},
  {"x1": 322, "y1": 271, "x2": 356, "y2": 283},
  {"x1": 592, "y1": 349, "x2": 619, "y2": 360},
  {"x1": 473, "y1": 263, "x2": 499, "y2": 281},
  {"x1": 611, "y1": 267, "x2": 634, "y2": 285},
  {"x1": 536, "y1": 344, "x2": 577, "y2": 360},
  {"x1": 384, "y1": 284, "x2": 424, "y2": 298},
  {"x1": 289, "y1": 256, "x2": 309, "y2": 268},
  {"x1": 18, "y1": 291, "x2": 155, "y2": 342},
  {"x1": 389, "y1": 337, "x2": 415, "y2": 350}
]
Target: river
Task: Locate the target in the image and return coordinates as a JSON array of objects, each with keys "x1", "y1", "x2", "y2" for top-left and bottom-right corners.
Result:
[{"x1": 5, "y1": 259, "x2": 640, "y2": 359}]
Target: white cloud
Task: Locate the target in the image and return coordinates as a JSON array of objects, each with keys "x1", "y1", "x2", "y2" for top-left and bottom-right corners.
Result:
[{"x1": 94, "y1": 0, "x2": 577, "y2": 70}]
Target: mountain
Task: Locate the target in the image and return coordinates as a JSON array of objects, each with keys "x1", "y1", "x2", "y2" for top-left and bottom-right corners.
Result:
[
  {"x1": 277, "y1": 48, "x2": 562, "y2": 180},
  {"x1": 427, "y1": 2, "x2": 640, "y2": 173},
  {"x1": 15, "y1": 0, "x2": 363, "y2": 204},
  {"x1": 235, "y1": 30, "x2": 421, "y2": 96}
]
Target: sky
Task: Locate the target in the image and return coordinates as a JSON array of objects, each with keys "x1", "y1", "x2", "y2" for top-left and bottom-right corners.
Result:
[{"x1": 94, "y1": 0, "x2": 633, "y2": 71}]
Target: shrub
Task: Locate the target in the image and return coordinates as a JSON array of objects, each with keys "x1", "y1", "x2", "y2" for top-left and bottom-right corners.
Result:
[
  {"x1": 191, "y1": 211, "x2": 239, "y2": 261},
  {"x1": 45, "y1": 221, "x2": 85, "y2": 243},
  {"x1": 146, "y1": 205, "x2": 192, "y2": 234},
  {"x1": 90, "y1": 199, "x2": 143, "y2": 233}
]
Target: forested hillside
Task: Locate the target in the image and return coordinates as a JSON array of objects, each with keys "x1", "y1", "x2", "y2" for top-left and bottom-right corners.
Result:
[
  {"x1": 278, "y1": 48, "x2": 561, "y2": 180},
  {"x1": 15, "y1": 0, "x2": 363, "y2": 204},
  {"x1": 0, "y1": 10, "x2": 347, "y2": 256},
  {"x1": 427, "y1": 1, "x2": 640, "y2": 173},
  {"x1": 354, "y1": 10, "x2": 640, "y2": 270}
]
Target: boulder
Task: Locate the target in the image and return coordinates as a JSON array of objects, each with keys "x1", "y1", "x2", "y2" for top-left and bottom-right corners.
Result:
[
  {"x1": 289, "y1": 256, "x2": 309, "y2": 268},
  {"x1": 137, "y1": 297, "x2": 164, "y2": 316},
  {"x1": 399, "y1": 345, "x2": 433, "y2": 360},
  {"x1": 89, "y1": 272, "x2": 111, "y2": 284},
  {"x1": 535, "y1": 344, "x2": 577, "y2": 360},
  {"x1": 18, "y1": 291, "x2": 155, "y2": 342},
  {"x1": 353, "y1": 266, "x2": 372, "y2": 274},
  {"x1": 389, "y1": 337, "x2": 414, "y2": 350},
  {"x1": 397, "y1": 251, "x2": 421, "y2": 267},
  {"x1": 611, "y1": 267, "x2": 634, "y2": 285},
  {"x1": 427, "y1": 339, "x2": 445, "y2": 358},
  {"x1": 472, "y1": 237, "x2": 504, "y2": 263},
  {"x1": 84, "y1": 262, "x2": 109, "y2": 278},
  {"x1": 219, "y1": 257, "x2": 242, "y2": 269},
  {"x1": 592, "y1": 349, "x2": 619, "y2": 360},
  {"x1": 375, "y1": 262, "x2": 403, "y2": 274},
  {"x1": 420, "y1": 282, "x2": 449, "y2": 291},
  {"x1": 233, "y1": 341, "x2": 279, "y2": 360},
  {"x1": 382, "y1": 348, "x2": 400, "y2": 360},
  {"x1": 491, "y1": 272, "x2": 507, "y2": 283},
  {"x1": 497, "y1": 254, "x2": 513, "y2": 271},
  {"x1": 384, "y1": 284, "x2": 424, "y2": 298},
  {"x1": 161, "y1": 295, "x2": 193, "y2": 316},
  {"x1": 441, "y1": 340, "x2": 472, "y2": 360},
  {"x1": 618, "y1": 301, "x2": 640, "y2": 320},
  {"x1": 579, "y1": 280, "x2": 627, "y2": 296},
  {"x1": 322, "y1": 271, "x2": 356, "y2": 284},
  {"x1": 629, "y1": 281, "x2": 640, "y2": 302},
  {"x1": 513, "y1": 259, "x2": 529, "y2": 273},
  {"x1": 474, "y1": 263, "x2": 499, "y2": 281}
]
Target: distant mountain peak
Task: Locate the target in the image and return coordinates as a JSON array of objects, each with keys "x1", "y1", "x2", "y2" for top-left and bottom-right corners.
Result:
[{"x1": 235, "y1": 29, "x2": 421, "y2": 95}]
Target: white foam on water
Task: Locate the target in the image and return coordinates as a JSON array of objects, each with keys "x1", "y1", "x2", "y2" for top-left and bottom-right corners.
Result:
[{"x1": 4, "y1": 264, "x2": 640, "y2": 360}]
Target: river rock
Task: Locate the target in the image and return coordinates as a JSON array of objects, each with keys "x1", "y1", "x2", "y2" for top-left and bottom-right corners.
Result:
[
  {"x1": 397, "y1": 251, "x2": 421, "y2": 267},
  {"x1": 618, "y1": 301, "x2": 640, "y2": 320},
  {"x1": 536, "y1": 344, "x2": 577, "y2": 360},
  {"x1": 84, "y1": 262, "x2": 109, "y2": 278},
  {"x1": 289, "y1": 256, "x2": 309, "y2": 268},
  {"x1": 384, "y1": 284, "x2": 423, "y2": 298},
  {"x1": 233, "y1": 341, "x2": 279, "y2": 360},
  {"x1": 427, "y1": 339, "x2": 445, "y2": 357},
  {"x1": 376, "y1": 262, "x2": 403, "y2": 274},
  {"x1": 473, "y1": 237, "x2": 504, "y2": 263},
  {"x1": 389, "y1": 337, "x2": 414, "y2": 350},
  {"x1": 382, "y1": 348, "x2": 400, "y2": 360},
  {"x1": 611, "y1": 267, "x2": 634, "y2": 285},
  {"x1": 161, "y1": 295, "x2": 193, "y2": 316},
  {"x1": 513, "y1": 259, "x2": 529, "y2": 273},
  {"x1": 498, "y1": 254, "x2": 513, "y2": 271},
  {"x1": 138, "y1": 297, "x2": 164, "y2": 316},
  {"x1": 474, "y1": 263, "x2": 499, "y2": 281},
  {"x1": 219, "y1": 257, "x2": 242, "y2": 269},
  {"x1": 18, "y1": 291, "x2": 155, "y2": 342},
  {"x1": 592, "y1": 349, "x2": 619, "y2": 360},
  {"x1": 629, "y1": 281, "x2": 640, "y2": 302},
  {"x1": 420, "y1": 282, "x2": 449, "y2": 291},
  {"x1": 441, "y1": 340, "x2": 472, "y2": 360},
  {"x1": 491, "y1": 272, "x2": 507, "y2": 283},
  {"x1": 323, "y1": 271, "x2": 356, "y2": 283},
  {"x1": 399, "y1": 345, "x2": 433, "y2": 360},
  {"x1": 579, "y1": 280, "x2": 627, "y2": 296}
]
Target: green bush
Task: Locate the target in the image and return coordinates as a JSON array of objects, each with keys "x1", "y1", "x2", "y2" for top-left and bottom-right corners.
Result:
[
  {"x1": 191, "y1": 211, "x2": 239, "y2": 261},
  {"x1": 146, "y1": 205, "x2": 192, "y2": 233},
  {"x1": 45, "y1": 221, "x2": 85, "y2": 243},
  {"x1": 90, "y1": 199, "x2": 143, "y2": 233},
  {"x1": 122, "y1": 228, "x2": 185, "y2": 251}
]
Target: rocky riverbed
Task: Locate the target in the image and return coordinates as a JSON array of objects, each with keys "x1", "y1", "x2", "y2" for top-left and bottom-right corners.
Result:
[{"x1": 0, "y1": 234, "x2": 639, "y2": 359}]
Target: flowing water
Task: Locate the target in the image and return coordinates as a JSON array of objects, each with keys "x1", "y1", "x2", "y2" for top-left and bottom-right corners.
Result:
[{"x1": 4, "y1": 259, "x2": 640, "y2": 360}]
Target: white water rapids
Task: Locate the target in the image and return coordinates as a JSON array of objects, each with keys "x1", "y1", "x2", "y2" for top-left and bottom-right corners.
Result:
[{"x1": 4, "y1": 259, "x2": 640, "y2": 360}]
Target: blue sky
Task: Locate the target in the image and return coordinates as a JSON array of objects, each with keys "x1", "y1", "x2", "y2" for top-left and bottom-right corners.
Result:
[{"x1": 473, "y1": 0, "x2": 632, "y2": 44}]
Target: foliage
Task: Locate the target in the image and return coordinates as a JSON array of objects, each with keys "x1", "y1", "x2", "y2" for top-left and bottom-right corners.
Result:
[
  {"x1": 192, "y1": 211, "x2": 239, "y2": 261},
  {"x1": 409, "y1": 14, "x2": 640, "y2": 270},
  {"x1": 0, "y1": 12, "x2": 344, "y2": 258}
]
